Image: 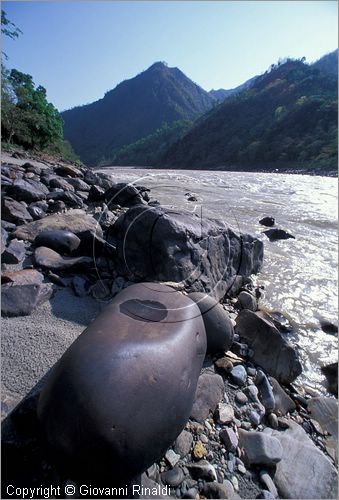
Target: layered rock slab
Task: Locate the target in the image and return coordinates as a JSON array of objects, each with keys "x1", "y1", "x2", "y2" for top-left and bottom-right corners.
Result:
[{"x1": 115, "y1": 205, "x2": 263, "y2": 300}]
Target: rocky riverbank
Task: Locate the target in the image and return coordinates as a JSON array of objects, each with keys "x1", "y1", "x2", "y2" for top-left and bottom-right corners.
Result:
[{"x1": 1, "y1": 150, "x2": 338, "y2": 499}]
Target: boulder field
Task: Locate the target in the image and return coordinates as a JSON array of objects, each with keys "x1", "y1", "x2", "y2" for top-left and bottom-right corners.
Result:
[{"x1": 1, "y1": 151, "x2": 337, "y2": 499}]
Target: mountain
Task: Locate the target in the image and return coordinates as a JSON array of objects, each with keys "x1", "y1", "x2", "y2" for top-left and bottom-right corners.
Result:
[
  {"x1": 312, "y1": 49, "x2": 338, "y2": 77},
  {"x1": 209, "y1": 75, "x2": 259, "y2": 102},
  {"x1": 161, "y1": 57, "x2": 338, "y2": 171},
  {"x1": 62, "y1": 62, "x2": 215, "y2": 166}
]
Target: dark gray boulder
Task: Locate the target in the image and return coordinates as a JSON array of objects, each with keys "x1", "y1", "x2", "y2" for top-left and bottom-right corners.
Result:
[
  {"x1": 105, "y1": 183, "x2": 146, "y2": 207},
  {"x1": 263, "y1": 229, "x2": 295, "y2": 241},
  {"x1": 8, "y1": 178, "x2": 49, "y2": 203},
  {"x1": 115, "y1": 206, "x2": 264, "y2": 300},
  {"x1": 188, "y1": 292, "x2": 234, "y2": 354},
  {"x1": 66, "y1": 177, "x2": 91, "y2": 192},
  {"x1": 35, "y1": 230, "x2": 81, "y2": 255},
  {"x1": 2, "y1": 197, "x2": 33, "y2": 225},
  {"x1": 37, "y1": 283, "x2": 206, "y2": 481},
  {"x1": 88, "y1": 184, "x2": 105, "y2": 202},
  {"x1": 27, "y1": 204, "x2": 46, "y2": 221},
  {"x1": 259, "y1": 217, "x2": 275, "y2": 227},
  {"x1": 236, "y1": 310, "x2": 302, "y2": 384},
  {"x1": 1, "y1": 283, "x2": 53, "y2": 317},
  {"x1": 49, "y1": 176, "x2": 75, "y2": 192}
]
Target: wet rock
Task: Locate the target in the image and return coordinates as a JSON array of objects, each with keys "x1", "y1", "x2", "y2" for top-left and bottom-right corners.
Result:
[
  {"x1": 188, "y1": 292, "x2": 234, "y2": 354},
  {"x1": 216, "y1": 403, "x2": 234, "y2": 424},
  {"x1": 2, "y1": 197, "x2": 33, "y2": 224},
  {"x1": 219, "y1": 427, "x2": 238, "y2": 452},
  {"x1": 263, "y1": 229, "x2": 295, "y2": 241},
  {"x1": 116, "y1": 205, "x2": 263, "y2": 300},
  {"x1": 267, "y1": 413, "x2": 279, "y2": 429},
  {"x1": 266, "y1": 419, "x2": 338, "y2": 499},
  {"x1": 1, "y1": 283, "x2": 53, "y2": 317},
  {"x1": 34, "y1": 246, "x2": 92, "y2": 272},
  {"x1": 105, "y1": 182, "x2": 146, "y2": 207},
  {"x1": 8, "y1": 178, "x2": 48, "y2": 202},
  {"x1": 238, "y1": 429, "x2": 283, "y2": 466},
  {"x1": 191, "y1": 372, "x2": 224, "y2": 422},
  {"x1": 72, "y1": 276, "x2": 90, "y2": 297},
  {"x1": 88, "y1": 184, "x2": 105, "y2": 202},
  {"x1": 12, "y1": 210, "x2": 101, "y2": 242},
  {"x1": 320, "y1": 321, "x2": 338, "y2": 335},
  {"x1": 235, "y1": 310, "x2": 302, "y2": 384},
  {"x1": 259, "y1": 217, "x2": 275, "y2": 227},
  {"x1": 47, "y1": 190, "x2": 83, "y2": 208},
  {"x1": 47, "y1": 271, "x2": 69, "y2": 287},
  {"x1": 187, "y1": 461, "x2": 217, "y2": 482},
  {"x1": 161, "y1": 467, "x2": 184, "y2": 487},
  {"x1": 174, "y1": 430, "x2": 193, "y2": 458},
  {"x1": 2, "y1": 239, "x2": 26, "y2": 264},
  {"x1": 75, "y1": 229, "x2": 115, "y2": 258},
  {"x1": 257, "y1": 310, "x2": 294, "y2": 333},
  {"x1": 230, "y1": 365, "x2": 247, "y2": 386},
  {"x1": 237, "y1": 291, "x2": 257, "y2": 311},
  {"x1": 35, "y1": 230, "x2": 81, "y2": 255},
  {"x1": 1, "y1": 269, "x2": 44, "y2": 286},
  {"x1": 37, "y1": 283, "x2": 206, "y2": 481},
  {"x1": 321, "y1": 362, "x2": 338, "y2": 396},
  {"x1": 268, "y1": 377, "x2": 296, "y2": 415}
]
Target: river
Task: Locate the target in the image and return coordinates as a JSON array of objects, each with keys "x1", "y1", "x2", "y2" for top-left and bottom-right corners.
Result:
[{"x1": 99, "y1": 167, "x2": 338, "y2": 393}]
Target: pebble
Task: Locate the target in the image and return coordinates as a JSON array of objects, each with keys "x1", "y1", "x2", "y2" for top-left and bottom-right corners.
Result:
[
  {"x1": 238, "y1": 464, "x2": 247, "y2": 474},
  {"x1": 230, "y1": 364, "x2": 247, "y2": 386},
  {"x1": 192, "y1": 441, "x2": 207, "y2": 459},
  {"x1": 199, "y1": 433, "x2": 208, "y2": 444},
  {"x1": 216, "y1": 403, "x2": 234, "y2": 424},
  {"x1": 268, "y1": 412, "x2": 279, "y2": 429},
  {"x1": 249, "y1": 410, "x2": 261, "y2": 426},
  {"x1": 182, "y1": 487, "x2": 198, "y2": 499},
  {"x1": 259, "y1": 470, "x2": 278, "y2": 498},
  {"x1": 231, "y1": 475, "x2": 239, "y2": 491},
  {"x1": 165, "y1": 449, "x2": 180, "y2": 467},
  {"x1": 161, "y1": 466, "x2": 185, "y2": 487},
  {"x1": 187, "y1": 460, "x2": 217, "y2": 482},
  {"x1": 259, "y1": 490, "x2": 276, "y2": 499},
  {"x1": 219, "y1": 427, "x2": 238, "y2": 452},
  {"x1": 235, "y1": 391, "x2": 248, "y2": 405}
]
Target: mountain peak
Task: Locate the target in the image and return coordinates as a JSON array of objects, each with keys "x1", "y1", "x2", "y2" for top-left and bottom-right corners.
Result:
[{"x1": 148, "y1": 61, "x2": 169, "y2": 71}]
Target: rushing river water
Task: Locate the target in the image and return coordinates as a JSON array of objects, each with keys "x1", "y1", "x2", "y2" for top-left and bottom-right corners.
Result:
[{"x1": 99, "y1": 167, "x2": 338, "y2": 393}]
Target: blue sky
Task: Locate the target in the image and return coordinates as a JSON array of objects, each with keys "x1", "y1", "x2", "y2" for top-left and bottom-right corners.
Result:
[{"x1": 2, "y1": 1, "x2": 338, "y2": 111}]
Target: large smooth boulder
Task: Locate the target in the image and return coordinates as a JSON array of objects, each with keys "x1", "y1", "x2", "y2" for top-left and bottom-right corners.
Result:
[
  {"x1": 12, "y1": 210, "x2": 101, "y2": 242},
  {"x1": 37, "y1": 283, "x2": 207, "y2": 481},
  {"x1": 1, "y1": 269, "x2": 44, "y2": 286},
  {"x1": 188, "y1": 292, "x2": 234, "y2": 354},
  {"x1": 115, "y1": 206, "x2": 263, "y2": 300},
  {"x1": 235, "y1": 310, "x2": 302, "y2": 384},
  {"x1": 238, "y1": 429, "x2": 283, "y2": 466},
  {"x1": 34, "y1": 247, "x2": 92, "y2": 272},
  {"x1": 35, "y1": 230, "x2": 81, "y2": 255},
  {"x1": 266, "y1": 420, "x2": 338, "y2": 499}
]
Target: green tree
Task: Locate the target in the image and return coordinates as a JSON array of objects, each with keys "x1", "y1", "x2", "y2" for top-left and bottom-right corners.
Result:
[
  {"x1": 2, "y1": 69, "x2": 63, "y2": 148},
  {"x1": 1, "y1": 10, "x2": 22, "y2": 59}
]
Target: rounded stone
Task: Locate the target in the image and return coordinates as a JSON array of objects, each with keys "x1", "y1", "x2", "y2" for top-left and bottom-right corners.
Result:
[
  {"x1": 188, "y1": 292, "x2": 234, "y2": 354},
  {"x1": 37, "y1": 283, "x2": 207, "y2": 481},
  {"x1": 35, "y1": 229, "x2": 81, "y2": 255}
]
